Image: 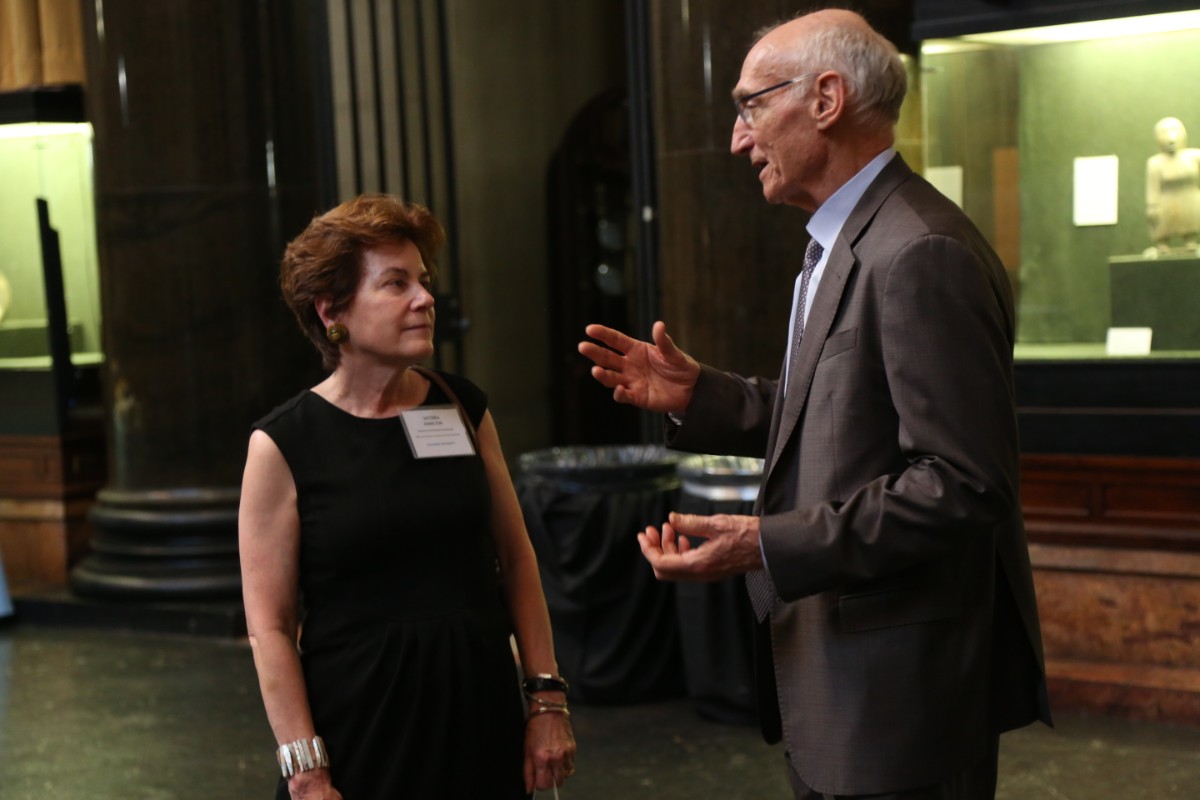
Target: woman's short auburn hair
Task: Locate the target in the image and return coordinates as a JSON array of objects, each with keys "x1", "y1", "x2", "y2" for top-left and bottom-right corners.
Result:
[{"x1": 280, "y1": 194, "x2": 446, "y2": 370}]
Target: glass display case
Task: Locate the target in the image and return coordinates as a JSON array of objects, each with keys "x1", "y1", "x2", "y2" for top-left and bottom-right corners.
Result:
[
  {"x1": 919, "y1": 8, "x2": 1200, "y2": 361},
  {"x1": 0, "y1": 86, "x2": 103, "y2": 434}
]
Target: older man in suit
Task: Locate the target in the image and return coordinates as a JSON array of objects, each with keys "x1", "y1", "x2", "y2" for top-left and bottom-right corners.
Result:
[{"x1": 578, "y1": 9, "x2": 1051, "y2": 800}]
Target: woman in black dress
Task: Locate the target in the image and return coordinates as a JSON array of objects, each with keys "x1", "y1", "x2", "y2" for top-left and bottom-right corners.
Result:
[{"x1": 239, "y1": 195, "x2": 575, "y2": 799}]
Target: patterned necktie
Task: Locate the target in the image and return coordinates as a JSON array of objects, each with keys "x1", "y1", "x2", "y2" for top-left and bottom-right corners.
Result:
[
  {"x1": 787, "y1": 237, "x2": 823, "y2": 385},
  {"x1": 746, "y1": 237, "x2": 824, "y2": 622},
  {"x1": 745, "y1": 559, "x2": 777, "y2": 622}
]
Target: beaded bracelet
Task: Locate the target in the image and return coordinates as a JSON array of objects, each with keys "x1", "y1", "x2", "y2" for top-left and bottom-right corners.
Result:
[
  {"x1": 522, "y1": 673, "x2": 570, "y2": 695},
  {"x1": 529, "y1": 696, "x2": 569, "y2": 710}
]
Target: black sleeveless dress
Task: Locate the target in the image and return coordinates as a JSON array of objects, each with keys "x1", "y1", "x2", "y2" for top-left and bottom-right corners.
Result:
[{"x1": 254, "y1": 371, "x2": 528, "y2": 799}]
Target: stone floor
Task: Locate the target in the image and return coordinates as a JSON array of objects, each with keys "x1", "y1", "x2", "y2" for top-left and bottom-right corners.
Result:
[{"x1": 2, "y1": 620, "x2": 1199, "y2": 799}]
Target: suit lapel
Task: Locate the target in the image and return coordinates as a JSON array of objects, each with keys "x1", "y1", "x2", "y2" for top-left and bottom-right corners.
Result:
[
  {"x1": 763, "y1": 155, "x2": 915, "y2": 483},
  {"x1": 767, "y1": 245, "x2": 853, "y2": 477}
]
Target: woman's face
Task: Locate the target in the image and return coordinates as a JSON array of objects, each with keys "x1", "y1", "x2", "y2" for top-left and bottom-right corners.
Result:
[{"x1": 336, "y1": 239, "x2": 435, "y2": 366}]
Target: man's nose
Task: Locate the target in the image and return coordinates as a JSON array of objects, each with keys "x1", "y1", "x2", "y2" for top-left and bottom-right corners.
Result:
[{"x1": 731, "y1": 116, "x2": 753, "y2": 154}]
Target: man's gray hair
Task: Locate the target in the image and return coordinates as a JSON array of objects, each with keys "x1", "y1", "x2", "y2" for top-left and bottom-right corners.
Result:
[{"x1": 758, "y1": 13, "x2": 907, "y2": 131}]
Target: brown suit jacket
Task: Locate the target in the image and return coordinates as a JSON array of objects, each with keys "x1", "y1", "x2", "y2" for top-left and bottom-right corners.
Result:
[{"x1": 669, "y1": 154, "x2": 1052, "y2": 795}]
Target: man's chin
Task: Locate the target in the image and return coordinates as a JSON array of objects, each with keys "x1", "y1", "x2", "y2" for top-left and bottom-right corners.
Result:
[
  {"x1": 760, "y1": 185, "x2": 786, "y2": 205},
  {"x1": 762, "y1": 184, "x2": 814, "y2": 211}
]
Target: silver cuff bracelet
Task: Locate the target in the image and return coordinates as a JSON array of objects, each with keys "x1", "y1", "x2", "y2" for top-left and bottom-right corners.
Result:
[{"x1": 277, "y1": 735, "x2": 330, "y2": 778}]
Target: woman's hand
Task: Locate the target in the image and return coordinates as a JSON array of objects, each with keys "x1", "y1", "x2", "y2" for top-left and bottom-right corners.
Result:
[
  {"x1": 287, "y1": 769, "x2": 344, "y2": 800},
  {"x1": 524, "y1": 711, "x2": 577, "y2": 792}
]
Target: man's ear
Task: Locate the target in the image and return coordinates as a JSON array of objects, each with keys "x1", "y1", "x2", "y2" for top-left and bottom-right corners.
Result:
[{"x1": 813, "y1": 71, "x2": 846, "y2": 130}]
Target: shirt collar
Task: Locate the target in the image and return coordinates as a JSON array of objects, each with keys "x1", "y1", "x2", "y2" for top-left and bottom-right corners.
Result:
[{"x1": 807, "y1": 148, "x2": 896, "y2": 252}]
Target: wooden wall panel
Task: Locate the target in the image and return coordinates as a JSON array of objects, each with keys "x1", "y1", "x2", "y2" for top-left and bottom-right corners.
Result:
[
  {"x1": 1022, "y1": 454, "x2": 1200, "y2": 550},
  {"x1": 1023, "y1": 454, "x2": 1200, "y2": 723},
  {"x1": 0, "y1": 431, "x2": 104, "y2": 586}
]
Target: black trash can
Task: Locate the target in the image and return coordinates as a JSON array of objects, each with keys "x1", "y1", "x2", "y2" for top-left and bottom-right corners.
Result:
[
  {"x1": 517, "y1": 445, "x2": 684, "y2": 704},
  {"x1": 675, "y1": 454, "x2": 764, "y2": 725}
]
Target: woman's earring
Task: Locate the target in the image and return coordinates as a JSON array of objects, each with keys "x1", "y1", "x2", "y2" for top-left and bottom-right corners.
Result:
[{"x1": 326, "y1": 323, "x2": 348, "y2": 344}]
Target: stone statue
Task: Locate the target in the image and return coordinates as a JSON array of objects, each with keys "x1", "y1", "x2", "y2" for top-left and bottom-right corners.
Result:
[{"x1": 1145, "y1": 117, "x2": 1200, "y2": 256}]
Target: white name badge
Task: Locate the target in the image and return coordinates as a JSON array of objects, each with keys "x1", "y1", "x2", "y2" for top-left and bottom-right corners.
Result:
[{"x1": 399, "y1": 405, "x2": 476, "y2": 458}]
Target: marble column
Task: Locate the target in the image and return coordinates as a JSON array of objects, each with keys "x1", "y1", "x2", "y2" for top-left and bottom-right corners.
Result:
[{"x1": 70, "y1": 1, "x2": 323, "y2": 598}]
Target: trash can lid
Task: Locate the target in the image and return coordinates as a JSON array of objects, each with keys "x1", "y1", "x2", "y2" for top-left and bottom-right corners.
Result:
[
  {"x1": 678, "y1": 455, "x2": 763, "y2": 502},
  {"x1": 677, "y1": 454, "x2": 764, "y2": 478},
  {"x1": 518, "y1": 445, "x2": 682, "y2": 489}
]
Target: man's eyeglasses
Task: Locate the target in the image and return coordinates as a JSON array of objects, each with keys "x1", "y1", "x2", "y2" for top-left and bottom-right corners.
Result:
[{"x1": 733, "y1": 73, "x2": 817, "y2": 126}]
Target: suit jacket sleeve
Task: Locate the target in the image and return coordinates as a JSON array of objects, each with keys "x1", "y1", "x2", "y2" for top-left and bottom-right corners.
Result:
[{"x1": 666, "y1": 364, "x2": 779, "y2": 458}]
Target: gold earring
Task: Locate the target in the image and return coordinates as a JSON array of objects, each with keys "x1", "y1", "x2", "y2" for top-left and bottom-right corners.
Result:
[{"x1": 325, "y1": 323, "x2": 348, "y2": 344}]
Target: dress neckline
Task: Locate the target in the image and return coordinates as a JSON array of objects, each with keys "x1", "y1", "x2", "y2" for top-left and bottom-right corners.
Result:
[{"x1": 303, "y1": 379, "x2": 438, "y2": 422}]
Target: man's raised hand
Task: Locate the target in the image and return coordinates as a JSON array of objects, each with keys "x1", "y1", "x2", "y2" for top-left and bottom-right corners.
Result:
[{"x1": 578, "y1": 321, "x2": 700, "y2": 415}]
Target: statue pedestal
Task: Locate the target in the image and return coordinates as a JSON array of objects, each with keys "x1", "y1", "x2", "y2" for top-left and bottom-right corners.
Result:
[{"x1": 1109, "y1": 254, "x2": 1200, "y2": 350}]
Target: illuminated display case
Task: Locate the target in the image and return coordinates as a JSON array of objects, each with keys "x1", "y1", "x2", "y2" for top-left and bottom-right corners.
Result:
[
  {"x1": 0, "y1": 85, "x2": 107, "y2": 588},
  {"x1": 920, "y1": 7, "x2": 1200, "y2": 359},
  {"x1": 0, "y1": 85, "x2": 103, "y2": 434},
  {"x1": 914, "y1": 1, "x2": 1200, "y2": 457}
]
